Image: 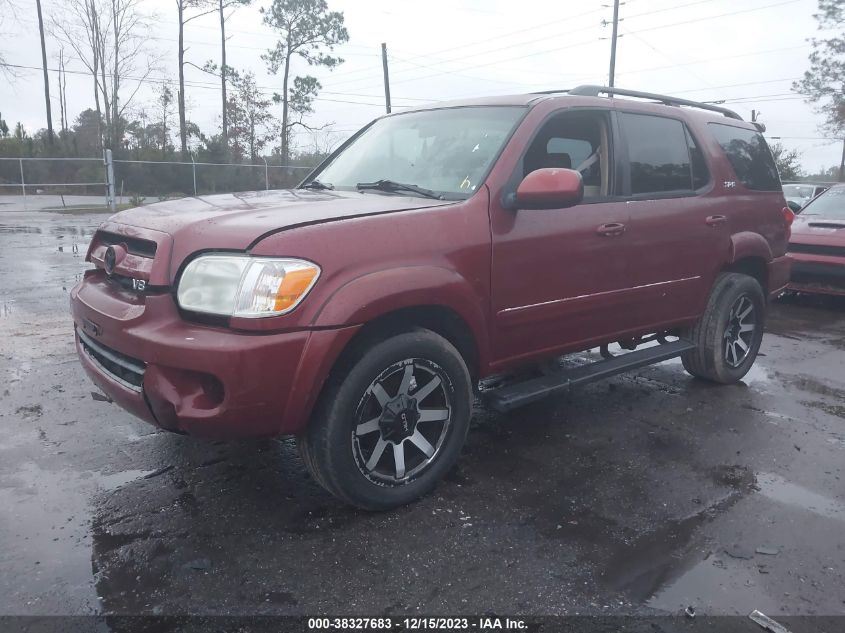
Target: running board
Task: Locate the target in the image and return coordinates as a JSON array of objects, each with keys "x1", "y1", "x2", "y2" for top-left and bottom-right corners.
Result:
[{"x1": 487, "y1": 340, "x2": 696, "y2": 412}]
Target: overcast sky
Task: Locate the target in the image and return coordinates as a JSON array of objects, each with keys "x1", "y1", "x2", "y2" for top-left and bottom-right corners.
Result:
[{"x1": 2, "y1": 0, "x2": 840, "y2": 171}]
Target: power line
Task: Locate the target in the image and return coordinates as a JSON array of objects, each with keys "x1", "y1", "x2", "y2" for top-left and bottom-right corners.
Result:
[
  {"x1": 626, "y1": 0, "x2": 803, "y2": 37},
  {"x1": 322, "y1": 6, "x2": 611, "y2": 90},
  {"x1": 328, "y1": 0, "x2": 771, "y2": 91},
  {"x1": 0, "y1": 61, "x2": 429, "y2": 107},
  {"x1": 619, "y1": 28, "x2": 716, "y2": 89},
  {"x1": 341, "y1": 0, "x2": 804, "y2": 94},
  {"x1": 671, "y1": 77, "x2": 802, "y2": 95},
  {"x1": 718, "y1": 92, "x2": 805, "y2": 102},
  {"x1": 623, "y1": 0, "x2": 720, "y2": 21},
  {"x1": 388, "y1": 54, "x2": 539, "y2": 88},
  {"x1": 616, "y1": 43, "x2": 807, "y2": 77}
]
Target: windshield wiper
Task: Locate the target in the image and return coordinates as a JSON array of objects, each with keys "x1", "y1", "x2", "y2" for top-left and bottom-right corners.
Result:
[
  {"x1": 302, "y1": 179, "x2": 334, "y2": 190},
  {"x1": 356, "y1": 179, "x2": 442, "y2": 200}
]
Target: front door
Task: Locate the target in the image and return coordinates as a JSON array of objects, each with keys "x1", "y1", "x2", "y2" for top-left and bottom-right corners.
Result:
[{"x1": 489, "y1": 109, "x2": 632, "y2": 366}]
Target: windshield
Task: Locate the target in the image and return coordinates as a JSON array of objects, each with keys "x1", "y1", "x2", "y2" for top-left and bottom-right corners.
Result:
[
  {"x1": 783, "y1": 184, "x2": 815, "y2": 199},
  {"x1": 800, "y1": 186, "x2": 845, "y2": 219},
  {"x1": 311, "y1": 106, "x2": 526, "y2": 198}
]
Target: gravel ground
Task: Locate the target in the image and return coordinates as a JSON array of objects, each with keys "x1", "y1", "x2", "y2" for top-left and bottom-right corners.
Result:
[{"x1": 0, "y1": 212, "x2": 843, "y2": 626}]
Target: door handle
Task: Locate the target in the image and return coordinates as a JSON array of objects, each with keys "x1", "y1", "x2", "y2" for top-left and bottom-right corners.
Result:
[
  {"x1": 597, "y1": 222, "x2": 626, "y2": 237},
  {"x1": 706, "y1": 214, "x2": 727, "y2": 226}
]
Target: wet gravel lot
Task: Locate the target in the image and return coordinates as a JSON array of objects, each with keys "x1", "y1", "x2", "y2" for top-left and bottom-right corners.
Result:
[{"x1": 1, "y1": 211, "x2": 843, "y2": 621}]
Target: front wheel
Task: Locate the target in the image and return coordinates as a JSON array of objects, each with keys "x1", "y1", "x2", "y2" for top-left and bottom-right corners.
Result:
[
  {"x1": 682, "y1": 272, "x2": 766, "y2": 383},
  {"x1": 298, "y1": 329, "x2": 472, "y2": 510}
]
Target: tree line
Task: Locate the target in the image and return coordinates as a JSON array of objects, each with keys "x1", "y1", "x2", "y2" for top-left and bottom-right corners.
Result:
[{"x1": 1, "y1": 0, "x2": 349, "y2": 173}]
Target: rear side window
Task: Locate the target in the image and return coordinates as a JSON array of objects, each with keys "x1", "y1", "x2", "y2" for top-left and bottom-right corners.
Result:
[
  {"x1": 708, "y1": 123, "x2": 780, "y2": 191},
  {"x1": 620, "y1": 113, "x2": 708, "y2": 195}
]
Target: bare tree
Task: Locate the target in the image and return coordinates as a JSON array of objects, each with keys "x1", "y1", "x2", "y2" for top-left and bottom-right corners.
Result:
[
  {"x1": 35, "y1": 0, "x2": 54, "y2": 144},
  {"x1": 310, "y1": 126, "x2": 341, "y2": 158},
  {"x1": 226, "y1": 70, "x2": 274, "y2": 162},
  {"x1": 213, "y1": 0, "x2": 251, "y2": 152},
  {"x1": 56, "y1": 48, "x2": 69, "y2": 133},
  {"x1": 771, "y1": 142, "x2": 804, "y2": 181},
  {"x1": 262, "y1": 0, "x2": 348, "y2": 164},
  {"x1": 52, "y1": 0, "x2": 156, "y2": 151},
  {"x1": 1, "y1": 1, "x2": 21, "y2": 80},
  {"x1": 794, "y1": 0, "x2": 845, "y2": 180},
  {"x1": 156, "y1": 82, "x2": 176, "y2": 158},
  {"x1": 175, "y1": 0, "x2": 216, "y2": 156}
]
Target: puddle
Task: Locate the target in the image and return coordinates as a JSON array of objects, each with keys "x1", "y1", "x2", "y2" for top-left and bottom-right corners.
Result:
[
  {"x1": 93, "y1": 469, "x2": 156, "y2": 492},
  {"x1": 755, "y1": 472, "x2": 845, "y2": 521},
  {"x1": 647, "y1": 554, "x2": 780, "y2": 615},
  {"x1": 661, "y1": 356, "x2": 776, "y2": 390},
  {"x1": 0, "y1": 225, "x2": 43, "y2": 234},
  {"x1": 738, "y1": 362, "x2": 776, "y2": 389},
  {"x1": 602, "y1": 491, "x2": 745, "y2": 602},
  {"x1": 0, "y1": 462, "x2": 99, "y2": 613}
]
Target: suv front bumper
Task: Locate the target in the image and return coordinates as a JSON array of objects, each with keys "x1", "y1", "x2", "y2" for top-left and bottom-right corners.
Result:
[{"x1": 71, "y1": 273, "x2": 358, "y2": 438}]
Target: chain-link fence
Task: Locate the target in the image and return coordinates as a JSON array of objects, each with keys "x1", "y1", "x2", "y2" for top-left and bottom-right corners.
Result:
[{"x1": 0, "y1": 153, "x2": 316, "y2": 213}]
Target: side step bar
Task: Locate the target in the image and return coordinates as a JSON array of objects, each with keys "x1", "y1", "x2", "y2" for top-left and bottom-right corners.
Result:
[{"x1": 487, "y1": 340, "x2": 696, "y2": 412}]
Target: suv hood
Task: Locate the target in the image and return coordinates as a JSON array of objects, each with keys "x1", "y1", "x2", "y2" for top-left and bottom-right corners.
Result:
[
  {"x1": 109, "y1": 189, "x2": 453, "y2": 250},
  {"x1": 89, "y1": 189, "x2": 454, "y2": 286}
]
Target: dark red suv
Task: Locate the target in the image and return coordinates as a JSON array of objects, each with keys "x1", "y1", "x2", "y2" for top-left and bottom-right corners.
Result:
[{"x1": 71, "y1": 86, "x2": 792, "y2": 509}]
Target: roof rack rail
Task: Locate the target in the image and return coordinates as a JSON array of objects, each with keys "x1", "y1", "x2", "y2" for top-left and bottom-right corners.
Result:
[{"x1": 566, "y1": 85, "x2": 744, "y2": 121}]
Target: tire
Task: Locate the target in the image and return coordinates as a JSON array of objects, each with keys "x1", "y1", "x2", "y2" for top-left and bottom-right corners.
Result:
[
  {"x1": 681, "y1": 272, "x2": 766, "y2": 384},
  {"x1": 297, "y1": 329, "x2": 473, "y2": 510}
]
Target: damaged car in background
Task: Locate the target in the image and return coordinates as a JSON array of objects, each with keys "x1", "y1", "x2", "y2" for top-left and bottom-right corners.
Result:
[{"x1": 787, "y1": 184, "x2": 845, "y2": 296}]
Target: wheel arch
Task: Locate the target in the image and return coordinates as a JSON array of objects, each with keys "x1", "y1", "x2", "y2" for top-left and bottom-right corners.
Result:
[
  {"x1": 311, "y1": 265, "x2": 490, "y2": 375},
  {"x1": 724, "y1": 256, "x2": 769, "y2": 294},
  {"x1": 337, "y1": 305, "x2": 482, "y2": 382},
  {"x1": 726, "y1": 231, "x2": 772, "y2": 293},
  {"x1": 287, "y1": 303, "x2": 481, "y2": 436}
]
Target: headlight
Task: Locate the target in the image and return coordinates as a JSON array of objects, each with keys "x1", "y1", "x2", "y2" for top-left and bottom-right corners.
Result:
[{"x1": 176, "y1": 255, "x2": 320, "y2": 318}]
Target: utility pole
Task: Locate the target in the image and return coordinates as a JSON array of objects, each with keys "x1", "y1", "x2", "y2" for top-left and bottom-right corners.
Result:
[
  {"x1": 839, "y1": 138, "x2": 845, "y2": 182},
  {"x1": 220, "y1": 0, "x2": 228, "y2": 152},
  {"x1": 381, "y1": 43, "x2": 392, "y2": 114},
  {"x1": 608, "y1": 0, "x2": 621, "y2": 88},
  {"x1": 35, "y1": 0, "x2": 54, "y2": 144}
]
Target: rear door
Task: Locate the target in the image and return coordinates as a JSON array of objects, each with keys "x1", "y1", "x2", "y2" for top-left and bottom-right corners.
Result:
[{"x1": 615, "y1": 111, "x2": 729, "y2": 330}]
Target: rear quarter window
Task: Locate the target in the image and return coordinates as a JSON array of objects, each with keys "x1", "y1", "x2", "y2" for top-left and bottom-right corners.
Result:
[{"x1": 708, "y1": 123, "x2": 781, "y2": 191}]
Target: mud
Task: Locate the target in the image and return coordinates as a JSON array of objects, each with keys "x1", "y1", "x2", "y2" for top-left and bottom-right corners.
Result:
[{"x1": 1, "y1": 211, "x2": 843, "y2": 618}]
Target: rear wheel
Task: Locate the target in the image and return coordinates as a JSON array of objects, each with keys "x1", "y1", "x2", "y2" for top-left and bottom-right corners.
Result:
[
  {"x1": 298, "y1": 329, "x2": 472, "y2": 510},
  {"x1": 682, "y1": 272, "x2": 766, "y2": 383}
]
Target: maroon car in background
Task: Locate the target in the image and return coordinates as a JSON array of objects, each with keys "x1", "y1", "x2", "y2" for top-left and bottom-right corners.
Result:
[{"x1": 787, "y1": 185, "x2": 845, "y2": 296}]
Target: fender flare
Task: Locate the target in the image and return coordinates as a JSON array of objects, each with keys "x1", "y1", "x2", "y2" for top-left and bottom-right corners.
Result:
[
  {"x1": 729, "y1": 231, "x2": 772, "y2": 263},
  {"x1": 311, "y1": 265, "x2": 490, "y2": 364}
]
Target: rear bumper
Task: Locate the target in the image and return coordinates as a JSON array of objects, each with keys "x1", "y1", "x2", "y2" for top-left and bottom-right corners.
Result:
[
  {"x1": 71, "y1": 274, "x2": 359, "y2": 438},
  {"x1": 786, "y1": 253, "x2": 845, "y2": 296},
  {"x1": 767, "y1": 255, "x2": 791, "y2": 299}
]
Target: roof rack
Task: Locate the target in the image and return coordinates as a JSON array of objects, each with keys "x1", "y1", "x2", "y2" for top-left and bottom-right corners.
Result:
[{"x1": 560, "y1": 85, "x2": 744, "y2": 121}]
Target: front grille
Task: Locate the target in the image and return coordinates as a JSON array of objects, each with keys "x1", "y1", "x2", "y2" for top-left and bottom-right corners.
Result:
[
  {"x1": 788, "y1": 242, "x2": 845, "y2": 257},
  {"x1": 97, "y1": 230, "x2": 158, "y2": 258},
  {"x1": 77, "y1": 329, "x2": 145, "y2": 392}
]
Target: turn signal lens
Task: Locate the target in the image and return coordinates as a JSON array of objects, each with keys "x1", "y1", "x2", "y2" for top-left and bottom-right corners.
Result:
[
  {"x1": 782, "y1": 206, "x2": 795, "y2": 227},
  {"x1": 273, "y1": 267, "x2": 320, "y2": 312}
]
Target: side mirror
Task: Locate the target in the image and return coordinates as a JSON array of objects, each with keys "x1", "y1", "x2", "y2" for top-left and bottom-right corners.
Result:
[
  {"x1": 786, "y1": 200, "x2": 802, "y2": 214},
  {"x1": 508, "y1": 168, "x2": 584, "y2": 210}
]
